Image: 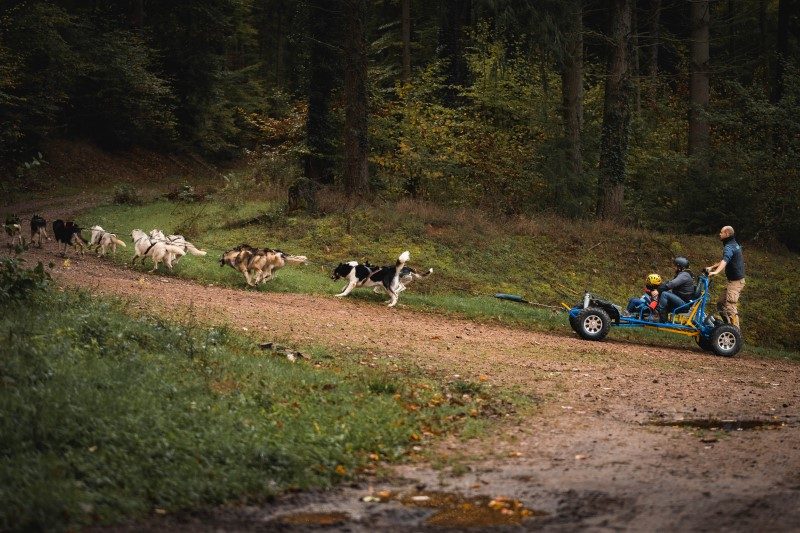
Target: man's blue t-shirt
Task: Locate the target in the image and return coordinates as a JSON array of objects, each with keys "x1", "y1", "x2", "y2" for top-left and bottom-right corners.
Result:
[{"x1": 722, "y1": 238, "x2": 745, "y2": 281}]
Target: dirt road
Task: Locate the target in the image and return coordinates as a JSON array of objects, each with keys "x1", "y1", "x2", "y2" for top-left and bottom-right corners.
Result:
[{"x1": 9, "y1": 199, "x2": 800, "y2": 531}]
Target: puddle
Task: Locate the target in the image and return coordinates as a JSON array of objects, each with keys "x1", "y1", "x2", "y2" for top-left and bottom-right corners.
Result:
[
  {"x1": 371, "y1": 490, "x2": 544, "y2": 527},
  {"x1": 649, "y1": 418, "x2": 786, "y2": 431},
  {"x1": 273, "y1": 511, "x2": 350, "y2": 526}
]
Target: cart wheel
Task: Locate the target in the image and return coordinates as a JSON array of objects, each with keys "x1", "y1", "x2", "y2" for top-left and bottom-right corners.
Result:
[
  {"x1": 695, "y1": 335, "x2": 713, "y2": 351},
  {"x1": 575, "y1": 307, "x2": 610, "y2": 341},
  {"x1": 710, "y1": 325, "x2": 742, "y2": 357}
]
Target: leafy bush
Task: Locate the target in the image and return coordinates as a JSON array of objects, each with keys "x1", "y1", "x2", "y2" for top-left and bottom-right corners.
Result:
[
  {"x1": 0, "y1": 259, "x2": 50, "y2": 302},
  {"x1": 112, "y1": 184, "x2": 143, "y2": 205}
]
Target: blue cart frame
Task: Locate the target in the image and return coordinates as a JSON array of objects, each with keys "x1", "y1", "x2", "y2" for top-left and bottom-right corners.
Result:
[{"x1": 566, "y1": 273, "x2": 743, "y2": 357}]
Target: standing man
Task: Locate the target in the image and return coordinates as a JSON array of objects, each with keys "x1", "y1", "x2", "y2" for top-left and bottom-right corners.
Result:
[{"x1": 706, "y1": 226, "x2": 745, "y2": 328}]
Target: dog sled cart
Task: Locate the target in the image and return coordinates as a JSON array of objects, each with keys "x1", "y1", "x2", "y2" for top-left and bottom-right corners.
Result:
[{"x1": 565, "y1": 271, "x2": 743, "y2": 357}]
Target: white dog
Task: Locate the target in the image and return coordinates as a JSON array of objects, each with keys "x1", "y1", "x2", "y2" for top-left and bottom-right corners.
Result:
[
  {"x1": 148, "y1": 229, "x2": 207, "y2": 264},
  {"x1": 131, "y1": 229, "x2": 185, "y2": 273},
  {"x1": 89, "y1": 225, "x2": 126, "y2": 256}
]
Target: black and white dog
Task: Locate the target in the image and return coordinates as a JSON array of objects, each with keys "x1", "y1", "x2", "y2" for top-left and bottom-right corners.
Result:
[
  {"x1": 332, "y1": 251, "x2": 410, "y2": 307},
  {"x1": 373, "y1": 265, "x2": 433, "y2": 295}
]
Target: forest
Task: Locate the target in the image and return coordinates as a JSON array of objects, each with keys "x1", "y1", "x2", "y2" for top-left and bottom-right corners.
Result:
[{"x1": 1, "y1": 0, "x2": 799, "y2": 247}]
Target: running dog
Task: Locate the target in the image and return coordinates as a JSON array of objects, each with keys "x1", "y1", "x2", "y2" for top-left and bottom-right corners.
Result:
[
  {"x1": 4, "y1": 215, "x2": 23, "y2": 247},
  {"x1": 148, "y1": 229, "x2": 207, "y2": 264},
  {"x1": 131, "y1": 229, "x2": 185, "y2": 272},
  {"x1": 220, "y1": 243, "x2": 307, "y2": 286},
  {"x1": 373, "y1": 265, "x2": 433, "y2": 295},
  {"x1": 331, "y1": 251, "x2": 411, "y2": 307},
  {"x1": 89, "y1": 225, "x2": 127, "y2": 256},
  {"x1": 30, "y1": 215, "x2": 50, "y2": 247},
  {"x1": 52, "y1": 219, "x2": 88, "y2": 256}
]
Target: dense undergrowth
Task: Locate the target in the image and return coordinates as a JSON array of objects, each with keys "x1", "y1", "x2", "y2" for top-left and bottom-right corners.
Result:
[
  {"x1": 0, "y1": 260, "x2": 514, "y2": 531},
  {"x1": 79, "y1": 185, "x2": 800, "y2": 353}
]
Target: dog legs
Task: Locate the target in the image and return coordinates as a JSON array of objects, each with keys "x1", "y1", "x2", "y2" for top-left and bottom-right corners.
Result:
[
  {"x1": 385, "y1": 287, "x2": 400, "y2": 307},
  {"x1": 336, "y1": 280, "x2": 357, "y2": 297}
]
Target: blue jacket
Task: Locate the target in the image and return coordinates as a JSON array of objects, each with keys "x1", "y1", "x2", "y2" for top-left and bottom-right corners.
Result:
[{"x1": 722, "y1": 237, "x2": 745, "y2": 281}]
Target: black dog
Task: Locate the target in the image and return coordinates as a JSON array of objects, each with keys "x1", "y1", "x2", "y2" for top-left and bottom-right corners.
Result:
[
  {"x1": 52, "y1": 219, "x2": 88, "y2": 256},
  {"x1": 30, "y1": 214, "x2": 49, "y2": 247}
]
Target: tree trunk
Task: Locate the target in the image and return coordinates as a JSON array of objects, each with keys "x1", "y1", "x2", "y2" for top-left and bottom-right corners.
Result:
[
  {"x1": 439, "y1": 0, "x2": 471, "y2": 105},
  {"x1": 632, "y1": 1, "x2": 641, "y2": 116},
  {"x1": 304, "y1": 0, "x2": 339, "y2": 203},
  {"x1": 401, "y1": 0, "x2": 411, "y2": 84},
  {"x1": 558, "y1": 0, "x2": 584, "y2": 218},
  {"x1": 343, "y1": 0, "x2": 370, "y2": 194},
  {"x1": 129, "y1": 0, "x2": 143, "y2": 31},
  {"x1": 596, "y1": 0, "x2": 633, "y2": 220},
  {"x1": 647, "y1": 0, "x2": 661, "y2": 103},
  {"x1": 275, "y1": 2, "x2": 285, "y2": 87},
  {"x1": 688, "y1": 0, "x2": 710, "y2": 173},
  {"x1": 771, "y1": 0, "x2": 792, "y2": 103}
]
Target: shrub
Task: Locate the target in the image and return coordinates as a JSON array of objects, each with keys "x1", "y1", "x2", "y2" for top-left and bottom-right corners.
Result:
[
  {"x1": 0, "y1": 259, "x2": 50, "y2": 302},
  {"x1": 112, "y1": 184, "x2": 143, "y2": 205}
]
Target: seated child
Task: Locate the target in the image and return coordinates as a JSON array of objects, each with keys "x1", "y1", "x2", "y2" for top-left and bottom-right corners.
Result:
[{"x1": 626, "y1": 273, "x2": 662, "y2": 317}]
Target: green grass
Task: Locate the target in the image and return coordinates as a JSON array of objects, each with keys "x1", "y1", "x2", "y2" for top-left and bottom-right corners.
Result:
[
  {"x1": 77, "y1": 191, "x2": 800, "y2": 357},
  {"x1": 0, "y1": 287, "x2": 520, "y2": 531}
]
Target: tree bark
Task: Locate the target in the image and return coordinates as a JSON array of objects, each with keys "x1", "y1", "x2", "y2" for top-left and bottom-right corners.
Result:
[
  {"x1": 596, "y1": 0, "x2": 633, "y2": 220},
  {"x1": 402, "y1": 0, "x2": 411, "y2": 84},
  {"x1": 558, "y1": 0, "x2": 584, "y2": 217},
  {"x1": 771, "y1": 0, "x2": 793, "y2": 103},
  {"x1": 632, "y1": 1, "x2": 641, "y2": 116},
  {"x1": 129, "y1": 0, "x2": 144, "y2": 31},
  {"x1": 647, "y1": 0, "x2": 661, "y2": 101},
  {"x1": 439, "y1": 0, "x2": 471, "y2": 105},
  {"x1": 688, "y1": 0, "x2": 710, "y2": 172},
  {"x1": 304, "y1": 0, "x2": 339, "y2": 204},
  {"x1": 343, "y1": 0, "x2": 370, "y2": 194}
]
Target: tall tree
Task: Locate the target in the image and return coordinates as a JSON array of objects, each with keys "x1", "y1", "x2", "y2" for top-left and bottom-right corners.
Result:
[
  {"x1": 647, "y1": 0, "x2": 661, "y2": 94},
  {"x1": 401, "y1": 0, "x2": 411, "y2": 84},
  {"x1": 771, "y1": 0, "x2": 795, "y2": 103},
  {"x1": 343, "y1": 0, "x2": 370, "y2": 193},
  {"x1": 439, "y1": 0, "x2": 471, "y2": 104},
  {"x1": 557, "y1": 0, "x2": 584, "y2": 217},
  {"x1": 688, "y1": 0, "x2": 710, "y2": 172},
  {"x1": 299, "y1": 0, "x2": 339, "y2": 210},
  {"x1": 596, "y1": 0, "x2": 633, "y2": 219}
]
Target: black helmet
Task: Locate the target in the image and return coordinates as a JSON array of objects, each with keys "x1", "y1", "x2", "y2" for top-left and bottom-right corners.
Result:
[{"x1": 674, "y1": 256, "x2": 689, "y2": 269}]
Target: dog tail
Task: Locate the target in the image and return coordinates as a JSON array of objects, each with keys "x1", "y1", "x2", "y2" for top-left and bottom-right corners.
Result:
[
  {"x1": 111, "y1": 236, "x2": 127, "y2": 248},
  {"x1": 185, "y1": 243, "x2": 207, "y2": 256},
  {"x1": 420, "y1": 267, "x2": 433, "y2": 277},
  {"x1": 285, "y1": 254, "x2": 308, "y2": 265},
  {"x1": 397, "y1": 250, "x2": 410, "y2": 267},
  {"x1": 164, "y1": 244, "x2": 186, "y2": 257}
]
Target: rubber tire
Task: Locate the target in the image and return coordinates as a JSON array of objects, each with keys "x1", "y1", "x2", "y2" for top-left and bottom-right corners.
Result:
[
  {"x1": 575, "y1": 307, "x2": 611, "y2": 341},
  {"x1": 569, "y1": 314, "x2": 580, "y2": 332},
  {"x1": 710, "y1": 325, "x2": 742, "y2": 357},
  {"x1": 696, "y1": 335, "x2": 713, "y2": 351}
]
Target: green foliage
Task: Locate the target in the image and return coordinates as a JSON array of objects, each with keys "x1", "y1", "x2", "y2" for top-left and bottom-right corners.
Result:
[
  {"x1": 0, "y1": 259, "x2": 50, "y2": 302},
  {"x1": 112, "y1": 184, "x2": 143, "y2": 206},
  {"x1": 371, "y1": 27, "x2": 562, "y2": 214},
  {"x1": 0, "y1": 288, "x2": 503, "y2": 530}
]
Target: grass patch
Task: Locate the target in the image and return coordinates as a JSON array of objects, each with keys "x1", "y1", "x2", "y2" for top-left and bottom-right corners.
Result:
[
  {"x1": 0, "y1": 287, "x2": 521, "y2": 531},
  {"x1": 75, "y1": 189, "x2": 800, "y2": 356}
]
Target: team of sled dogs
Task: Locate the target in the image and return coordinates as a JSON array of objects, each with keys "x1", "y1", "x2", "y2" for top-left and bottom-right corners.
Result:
[{"x1": 4, "y1": 215, "x2": 432, "y2": 307}]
